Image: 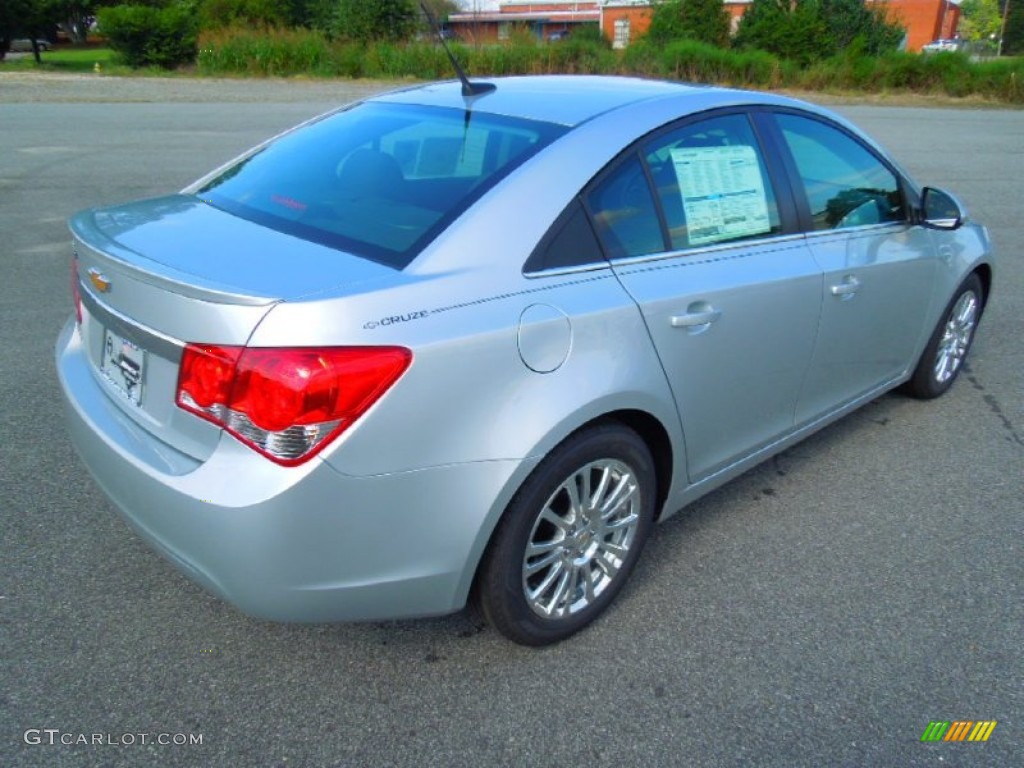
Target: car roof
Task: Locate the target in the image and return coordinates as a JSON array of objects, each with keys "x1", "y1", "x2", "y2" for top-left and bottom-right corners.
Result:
[
  {"x1": 374, "y1": 75, "x2": 902, "y2": 176},
  {"x1": 373, "y1": 75, "x2": 772, "y2": 128}
]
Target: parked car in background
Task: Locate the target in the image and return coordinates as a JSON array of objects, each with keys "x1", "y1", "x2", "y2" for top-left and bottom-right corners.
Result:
[
  {"x1": 922, "y1": 38, "x2": 963, "y2": 53},
  {"x1": 9, "y1": 38, "x2": 51, "y2": 52},
  {"x1": 57, "y1": 76, "x2": 992, "y2": 645}
]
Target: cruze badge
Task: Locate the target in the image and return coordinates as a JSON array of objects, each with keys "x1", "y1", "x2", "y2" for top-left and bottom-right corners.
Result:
[{"x1": 87, "y1": 268, "x2": 111, "y2": 293}]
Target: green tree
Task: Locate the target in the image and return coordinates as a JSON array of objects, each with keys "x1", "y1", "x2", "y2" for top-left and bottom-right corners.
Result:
[
  {"x1": 1, "y1": 0, "x2": 46, "y2": 60},
  {"x1": 1, "y1": 0, "x2": 109, "y2": 49},
  {"x1": 734, "y1": 0, "x2": 901, "y2": 60},
  {"x1": 421, "y1": 0, "x2": 458, "y2": 23},
  {"x1": 1001, "y1": 0, "x2": 1023, "y2": 54},
  {"x1": 821, "y1": 0, "x2": 904, "y2": 55},
  {"x1": 960, "y1": 0, "x2": 1003, "y2": 41},
  {"x1": 733, "y1": 0, "x2": 830, "y2": 63},
  {"x1": 52, "y1": 0, "x2": 107, "y2": 43},
  {"x1": 646, "y1": 0, "x2": 730, "y2": 47},
  {"x1": 299, "y1": 0, "x2": 337, "y2": 30},
  {"x1": 417, "y1": 0, "x2": 461, "y2": 38},
  {"x1": 733, "y1": 0, "x2": 785, "y2": 51},
  {"x1": 332, "y1": 0, "x2": 417, "y2": 42},
  {"x1": 199, "y1": 0, "x2": 291, "y2": 30}
]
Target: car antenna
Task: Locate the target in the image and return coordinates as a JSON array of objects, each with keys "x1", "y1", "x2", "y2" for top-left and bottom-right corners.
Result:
[{"x1": 419, "y1": 1, "x2": 496, "y2": 98}]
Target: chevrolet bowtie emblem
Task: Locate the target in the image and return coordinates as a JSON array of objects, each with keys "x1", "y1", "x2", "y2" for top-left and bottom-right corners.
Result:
[{"x1": 87, "y1": 268, "x2": 111, "y2": 293}]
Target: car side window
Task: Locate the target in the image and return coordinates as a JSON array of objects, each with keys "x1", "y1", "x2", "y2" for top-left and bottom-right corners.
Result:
[
  {"x1": 585, "y1": 154, "x2": 665, "y2": 260},
  {"x1": 775, "y1": 113, "x2": 905, "y2": 231},
  {"x1": 525, "y1": 199, "x2": 605, "y2": 272},
  {"x1": 643, "y1": 114, "x2": 782, "y2": 251}
]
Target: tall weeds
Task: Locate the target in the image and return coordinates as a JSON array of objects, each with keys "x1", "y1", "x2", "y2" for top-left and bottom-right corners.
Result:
[{"x1": 196, "y1": 28, "x2": 1024, "y2": 104}]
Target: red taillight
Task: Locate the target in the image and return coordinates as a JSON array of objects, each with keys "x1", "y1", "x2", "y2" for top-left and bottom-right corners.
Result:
[
  {"x1": 177, "y1": 345, "x2": 411, "y2": 465},
  {"x1": 71, "y1": 255, "x2": 82, "y2": 325},
  {"x1": 178, "y1": 345, "x2": 241, "y2": 408}
]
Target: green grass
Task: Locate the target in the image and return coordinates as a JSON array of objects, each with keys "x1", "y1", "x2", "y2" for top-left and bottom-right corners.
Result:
[{"x1": 2, "y1": 46, "x2": 117, "y2": 73}]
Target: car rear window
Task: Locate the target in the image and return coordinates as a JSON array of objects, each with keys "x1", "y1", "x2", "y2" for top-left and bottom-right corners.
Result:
[{"x1": 197, "y1": 102, "x2": 566, "y2": 269}]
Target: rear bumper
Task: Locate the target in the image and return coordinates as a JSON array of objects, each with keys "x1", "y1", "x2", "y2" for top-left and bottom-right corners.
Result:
[{"x1": 56, "y1": 319, "x2": 530, "y2": 622}]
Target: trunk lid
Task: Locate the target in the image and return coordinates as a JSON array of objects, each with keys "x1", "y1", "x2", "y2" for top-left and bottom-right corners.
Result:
[{"x1": 70, "y1": 194, "x2": 398, "y2": 462}]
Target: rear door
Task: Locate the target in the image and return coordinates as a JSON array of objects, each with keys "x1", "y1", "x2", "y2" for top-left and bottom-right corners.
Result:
[{"x1": 598, "y1": 111, "x2": 823, "y2": 482}]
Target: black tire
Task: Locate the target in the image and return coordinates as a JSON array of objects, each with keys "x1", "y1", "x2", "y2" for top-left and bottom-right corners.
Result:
[
  {"x1": 477, "y1": 422, "x2": 656, "y2": 646},
  {"x1": 903, "y1": 273, "x2": 984, "y2": 399}
]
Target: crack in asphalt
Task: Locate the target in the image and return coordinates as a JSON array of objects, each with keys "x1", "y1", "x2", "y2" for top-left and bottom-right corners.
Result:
[{"x1": 965, "y1": 365, "x2": 1024, "y2": 447}]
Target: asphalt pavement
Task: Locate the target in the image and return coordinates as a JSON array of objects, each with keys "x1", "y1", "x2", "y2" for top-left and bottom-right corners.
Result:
[{"x1": 1, "y1": 73, "x2": 1021, "y2": 767}]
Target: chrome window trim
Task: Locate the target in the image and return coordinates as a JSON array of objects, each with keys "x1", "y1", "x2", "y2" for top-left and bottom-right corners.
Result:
[
  {"x1": 522, "y1": 261, "x2": 616, "y2": 280},
  {"x1": 801, "y1": 221, "x2": 910, "y2": 241},
  {"x1": 524, "y1": 219, "x2": 909, "y2": 278},
  {"x1": 605, "y1": 232, "x2": 808, "y2": 270}
]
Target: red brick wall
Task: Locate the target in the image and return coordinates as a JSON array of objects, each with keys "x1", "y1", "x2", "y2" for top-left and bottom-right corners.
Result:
[
  {"x1": 873, "y1": 0, "x2": 961, "y2": 50},
  {"x1": 601, "y1": 6, "x2": 654, "y2": 48}
]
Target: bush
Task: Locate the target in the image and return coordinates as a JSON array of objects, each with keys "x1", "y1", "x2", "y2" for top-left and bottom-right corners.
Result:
[
  {"x1": 794, "y1": 50, "x2": 1024, "y2": 103},
  {"x1": 621, "y1": 39, "x2": 785, "y2": 87},
  {"x1": 971, "y1": 57, "x2": 1024, "y2": 102},
  {"x1": 198, "y1": 27, "x2": 335, "y2": 75},
  {"x1": 646, "y1": 0, "x2": 730, "y2": 47},
  {"x1": 735, "y1": 0, "x2": 902, "y2": 63},
  {"x1": 567, "y1": 24, "x2": 609, "y2": 48},
  {"x1": 99, "y1": 3, "x2": 198, "y2": 69},
  {"x1": 799, "y1": 54, "x2": 873, "y2": 90},
  {"x1": 199, "y1": 0, "x2": 291, "y2": 30},
  {"x1": 733, "y1": 0, "x2": 831, "y2": 65},
  {"x1": 466, "y1": 39, "x2": 540, "y2": 76},
  {"x1": 822, "y1": 0, "x2": 904, "y2": 56},
  {"x1": 543, "y1": 37, "x2": 618, "y2": 75},
  {"x1": 332, "y1": 0, "x2": 417, "y2": 42}
]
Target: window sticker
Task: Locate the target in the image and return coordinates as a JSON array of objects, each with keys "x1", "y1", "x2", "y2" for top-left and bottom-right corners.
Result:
[{"x1": 670, "y1": 145, "x2": 771, "y2": 246}]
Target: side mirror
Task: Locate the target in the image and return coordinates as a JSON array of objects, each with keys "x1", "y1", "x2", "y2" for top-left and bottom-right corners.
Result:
[{"x1": 920, "y1": 187, "x2": 964, "y2": 230}]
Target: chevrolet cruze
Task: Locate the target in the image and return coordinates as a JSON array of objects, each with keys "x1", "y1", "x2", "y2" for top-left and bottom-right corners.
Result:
[{"x1": 57, "y1": 76, "x2": 992, "y2": 645}]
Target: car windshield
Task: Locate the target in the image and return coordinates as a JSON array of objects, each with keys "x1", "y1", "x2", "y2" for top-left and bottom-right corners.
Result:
[{"x1": 197, "y1": 101, "x2": 566, "y2": 268}]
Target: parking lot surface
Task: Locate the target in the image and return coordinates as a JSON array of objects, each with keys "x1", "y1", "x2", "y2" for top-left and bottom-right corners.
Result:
[{"x1": 1, "y1": 73, "x2": 1021, "y2": 767}]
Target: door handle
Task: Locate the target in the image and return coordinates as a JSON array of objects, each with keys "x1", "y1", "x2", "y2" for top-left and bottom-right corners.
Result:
[
  {"x1": 670, "y1": 308, "x2": 722, "y2": 328},
  {"x1": 830, "y1": 276, "x2": 861, "y2": 299}
]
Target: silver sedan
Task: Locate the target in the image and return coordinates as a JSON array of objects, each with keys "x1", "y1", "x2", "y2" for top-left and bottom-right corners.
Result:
[{"x1": 56, "y1": 76, "x2": 992, "y2": 645}]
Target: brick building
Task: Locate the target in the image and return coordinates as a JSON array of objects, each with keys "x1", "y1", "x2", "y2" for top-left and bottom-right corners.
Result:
[
  {"x1": 447, "y1": 0, "x2": 961, "y2": 53},
  {"x1": 448, "y1": 2, "x2": 601, "y2": 43}
]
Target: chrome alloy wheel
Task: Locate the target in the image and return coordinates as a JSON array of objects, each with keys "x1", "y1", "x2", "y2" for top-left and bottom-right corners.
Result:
[
  {"x1": 934, "y1": 290, "x2": 979, "y2": 384},
  {"x1": 522, "y1": 459, "x2": 641, "y2": 619}
]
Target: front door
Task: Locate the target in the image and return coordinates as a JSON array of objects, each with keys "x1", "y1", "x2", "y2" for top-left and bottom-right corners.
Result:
[{"x1": 769, "y1": 112, "x2": 938, "y2": 424}]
